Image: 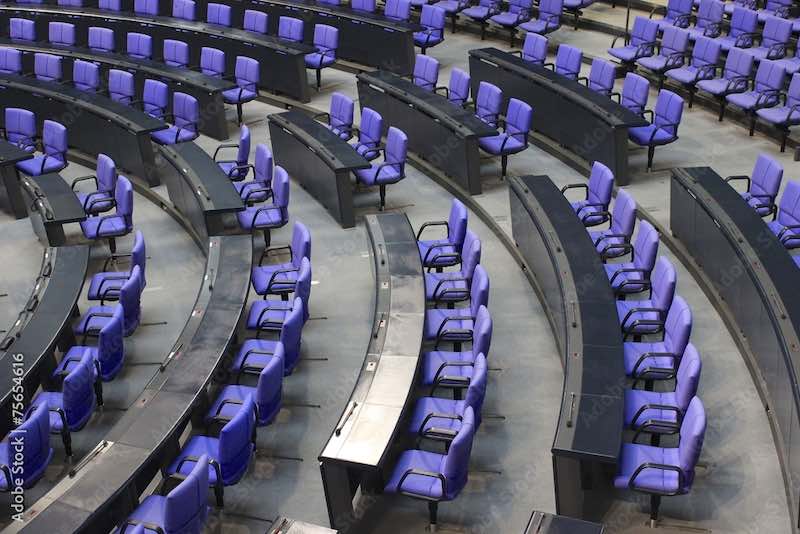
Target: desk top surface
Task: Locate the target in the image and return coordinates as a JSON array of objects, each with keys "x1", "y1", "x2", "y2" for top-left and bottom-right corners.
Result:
[
  {"x1": 24, "y1": 173, "x2": 87, "y2": 224},
  {"x1": 0, "y1": 139, "x2": 33, "y2": 165}
]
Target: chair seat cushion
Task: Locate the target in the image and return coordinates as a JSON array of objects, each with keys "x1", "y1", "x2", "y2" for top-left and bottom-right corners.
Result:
[
  {"x1": 424, "y1": 308, "x2": 474, "y2": 341},
  {"x1": 726, "y1": 90, "x2": 761, "y2": 110},
  {"x1": 414, "y1": 32, "x2": 444, "y2": 47},
  {"x1": 588, "y1": 230, "x2": 628, "y2": 257},
  {"x1": 408, "y1": 397, "x2": 466, "y2": 435},
  {"x1": 30, "y1": 391, "x2": 67, "y2": 432},
  {"x1": 223, "y1": 87, "x2": 258, "y2": 103},
  {"x1": 434, "y1": 0, "x2": 463, "y2": 13},
  {"x1": 742, "y1": 192, "x2": 774, "y2": 216},
  {"x1": 745, "y1": 47, "x2": 772, "y2": 62},
  {"x1": 237, "y1": 205, "x2": 285, "y2": 231},
  {"x1": 756, "y1": 105, "x2": 800, "y2": 126},
  {"x1": 623, "y1": 341, "x2": 675, "y2": 377},
  {"x1": 351, "y1": 141, "x2": 381, "y2": 161},
  {"x1": 605, "y1": 262, "x2": 648, "y2": 293},
  {"x1": 87, "y1": 271, "x2": 130, "y2": 301},
  {"x1": 354, "y1": 164, "x2": 403, "y2": 185},
  {"x1": 232, "y1": 339, "x2": 282, "y2": 374},
  {"x1": 636, "y1": 55, "x2": 670, "y2": 72},
  {"x1": 686, "y1": 26, "x2": 719, "y2": 40},
  {"x1": 425, "y1": 272, "x2": 469, "y2": 302},
  {"x1": 16, "y1": 156, "x2": 66, "y2": 175},
  {"x1": 696, "y1": 77, "x2": 736, "y2": 95},
  {"x1": 251, "y1": 262, "x2": 297, "y2": 295},
  {"x1": 73, "y1": 305, "x2": 115, "y2": 335},
  {"x1": 571, "y1": 200, "x2": 608, "y2": 226},
  {"x1": 490, "y1": 12, "x2": 522, "y2": 26},
  {"x1": 418, "y1": 238, "x2": 459, "y2": 268},
  {"x1": 608, "y1": 45, "x2": 639, "y2": 62},
  {"x1": 151, "y1": 126, "x2": 198, "y2": 145},
  {"x1": 617, "y1": 300, "x2": 662, "y2": 334},
  {"x1": 768, "y1": 220, "x2": 800, "y2": 248},
  {"x1": 421, "y1": 349, "x2": 475, "y2": 386},
  {"x1": 218, "y1": 161, "x2": 248, "y2": 181},
  {"x1": 614, "y1": 443, "x2": 681, "y2": 493},
  {"x1": 665, "y1": 66, "x2": 706, "y2": 84},
  {"x1": 235, "y1": 180, "x2": 271, "y2": 203},
  {"x1": 246, "y1": 300, "x2": 290, "y2": 330},
  {"x1": 80, "y1": 216, "x2": 128, "y2": 239},
  {"x1": 623, "y1": 389, "x2": 679, "y2": 429},
  {"x1": 305, "y1": 52, "x2": 336, "y2": 69},
  {"x1": 384, "y1": 449, "x2": 447, "y2": 499},
  {"x1": 478, "y1": 133, "x2": 526, "y2": 155},
  {"x1": 166, "y1": 436, "x2": 222, "y2": 484},
  {"x1": 76, "y1": 191, "x2": 114, "y2": 215},
  {"x1": 519, "y1": 18, "x2": 558, "y2": 34},
  {"x1": 628, "y1": 124, "x2": 676, "y2": 146},
  {"x1": 206, "y1": 384, "x2": 258, "y2": 423},
  {"x1": 462, "y1": 6, "x2": 491, "y2": 19}
]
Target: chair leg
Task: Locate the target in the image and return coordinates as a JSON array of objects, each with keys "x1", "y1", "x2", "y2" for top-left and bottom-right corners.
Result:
[
  {"x1": 379, "y1": 185, "x2": 386, "y2": 211},
  {"x1": 428, "y1": 501, "x2": 439, "y2": 532},
  {"x1": 717, "y1": 99, "x2": 726, "y2": 121},
  {"x1": 573, "y1": 10, "x2": 579, "y2": 29},
  {"x1": 688, "y1": 87, "x2": 695, "y2": 109},
  {"x1": 108, "y1": 238, "x2": 117, "y2": 254},
  {"x1": 780, "y1": 129, "x2": 787, "y2": 152},
  {"x1": 62, "y1": 428, "x2": 73, "y2": 458},
  {"x1": 214, "y1": 482, "x2": 225, "y2": 507},
  {"x1": 316, "y1": 69, "x2": 322, "y2": 90},
  {"x1": 657, "y1": 75, "x2": 664, "y2": 91},
  {"x1": 237, "y1": 103, "x2": 244, "y2": 126},
  {"x1": 450, "y1": 13, "x2": 457, "y2": 33},
  {"x1": 264, "y1": 230, "x2": 271, "y2": 248},
  {"x1": 501, "y1": 154, "x2": 508, "y2": 178},
  {"x1": 649, "y1": 494, "x2": 661, "y2": 528},
  {"x1": 748, "y1": 113, "x2": 755, "y2": 136},
  {"x1": 509, "y1": 29, "x2": 515, "y2": 47},
  {"x1": 94, "y1": 378, "x2": 104, "y2": 407},
  {"x1": 646, "y1": 146, "x2": 655, "y2": 171}
]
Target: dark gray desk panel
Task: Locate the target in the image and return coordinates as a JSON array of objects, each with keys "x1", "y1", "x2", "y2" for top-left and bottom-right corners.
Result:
[
  {"x1": 469, "y1": 48, "x2": 648, "y2": 186},
  {"x1": 525, "y1": 510, "x2": 605, "y2": 534},
  {"x1": 20, "y1": 173, "x2": 87, "y2": 246},
  {"x1": 268, "y1": 517, "x2": 338, "y2": 534},
  {"x1": 0, "y1": 139, "x2": 32, "y2": 218}
]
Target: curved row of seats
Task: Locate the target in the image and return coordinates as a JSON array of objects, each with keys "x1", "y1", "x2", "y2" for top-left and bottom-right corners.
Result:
[{"x1": 562, "y1": 163, "x2": 708, "y2": 525}]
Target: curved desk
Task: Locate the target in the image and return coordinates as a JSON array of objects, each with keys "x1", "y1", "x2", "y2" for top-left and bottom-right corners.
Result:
[
  {"x1": 0, "y1": 39, "x2": 236, "y2": 140},
  {"x1": 0, "y1": 73, "x2": 166, "y2": 184},
  {"x1": 319, "y1": 212, "x2": 424, "y2": 532},
  {"x1": 470, "y1": 48, "x2": 648, "y2": 186},
  {"x1": 670, "y1": 167, "x2": 800, "y2": 530},
  {"x1": 20, "y1": 173, "x2": 87, "y2": 246},
  {"x1": 0, "y1": 3, "x2": 315, "y2": 102},
  {"x1": 0, "y1": 139, "x2": 32, "y2": 219},
  {"x1": 6, "y1": 233, "x2": 252, "y2": 534},
  {"x1": 509, "y1": 175, "x2": 624, "y2": 521},
  {"x1": 356, "y1": 70, "x2": 497, "y2": 195},
  {"x1": 0, "y1": 244, "x2": 89, "y2": 438}
]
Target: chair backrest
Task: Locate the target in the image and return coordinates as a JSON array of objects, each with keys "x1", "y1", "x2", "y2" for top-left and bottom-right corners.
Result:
[
  {"x1": 587, "y1": 58, "x2": 615, "y2": 95},
  {"x1": 280, "y1": 297, "x2": 304, "y2": 371},
  {"x1": 314, "y1": 24, "x2": 339, "y2": 54},
  {"x1": 472, "y1": 305, "x2": 492, "y2": 358},
  {"x1": 109, "y1": 69, "x2": 135, "y2": 105},
  {"x1": 660, "y1": 26, "x2": 689, "y2": 57},
  {"x1": 34, "y1": 53, "x2": 61, "y2": 82},
  {"x1": 761, "y1": 16, "x2": 792, "y2": 48},
  {"x1": 385, "y1": 127, "x2": 408, "y2": 168},
  {"x1": 587, "y1": 161, "x2": 614, "y2": 207},
  {"x1": 675, "y1": 343, "x2": 701, "y2": 413},
  {"x1": 610, "y1": 189, "x2": 636, "y2": 238},
  {"x1": 358, "y1": 107, "x2": 383, "y2": 149},
  {"x1": 539, "y1": 0, "x2": 562, "y2": 22},
  {"x1": 42, "y1": 120, "x2": 67, "y2": 162},
  {"x1": 116, "y1": 175, "x2": 134, "y2": 222},
  {"x1": 469, "y1": 265, "x2": 489, "y2": 316},
  {"x1": 505, "y1": 98, "x2": 532, "y2": 142},
  {"x1": 663, "y1": 294, "x2": 692, "y2": 354},
  {"x1": 278, "y1": 16, "x2": 304, "y2": 42},
  {"x1": 218, "y1": 395, "x2": 255, "y2": 479},
  {"x1": 254, "y1": 144, "x2": 273, "y2": 187},
  {"x1": 694, "y1": 0, "x2": 723, "y2": 30},
  {"x1": 677, "y1": 396, "x2": 706, "y2": 490},
  {"x1": 555, "y1": 44, "x2": 582, "y2": 79},
  {"x1": 446, "y1": 198, "x2": 469, "y2": 251},
  {"x1": 621, "y1": 72, "x2": 650, "y2": 115},
  {"x1": 352, "y1": 0, "x2": 376, "y2": 11},
  {"x1": 207, "y1": 2, "x2": 231, "y2": 26},
  {"x1": 62, "y1": 349, "x2": 95, "y2": 427},
  {"x1": 131, "y1": 230, "x2": 147, "y2": 288},
  {"x1": 777, "y1": 181, "x2": 800, "y2": 227},
  {"x1": 632, "y1": 220, "x2": 659, "y2": 272},
  {"x1": 96, "y1": 153, "x2": 117, "y2": 194},
  {"x1": 505, "y1": 0, "x2": 531, "y2": 14},
  {"x1": 750, "y1": 153, "x2": 783, "y2": 201},
  {"x1": 235, "y1": 125, "x2": 250, "y2": 166},
  {"x1": 256, "y1": 341, "x2": 284, "y2": 410},
  {"x1": 723, "y1": 47, "x2": 754, "y2": 80},
  {"x1": 421, "y1": 4, "x2": 446, "y2": 36},
  {"x1": 200, "y1": 47, "x2": 226, "y2": 78},
  {"x1": 691, "y1": 37, "x2": 720, "y2": 69},
  {"x1": 163, "y1": 39, "x2": 189, "y2": 68},
  {"x1": 272, "y1": 165, "x2": 290, "y2": 212},
  {"x1": 330, "y1": 92, "x2": 354, "y2": 132},
  {"x1": 126, "y1": 32, "x2": 152, "y2": 60},
  {"x1": 0, "y1": 47, "x2": 22, "y2": 75},
  {"x1": 460, "y1": 229, "x2": 481, "y2": 282},
  {"x1": 475, "y1": 81, "x2": 502, "y2": 125},
  {"x1": 49, "y1": 21, "x2": 75, "y2": 46},
  {"x1": 753, "y1": 59, "x2": 787, "y2": 94},
  {"x1": 522, "y1": 33, "x2": 547, "y2": 65},
  {"x1": 244, "y1": 10, "x2": 268, "y2": 34},
  {"x1": 234, "y1": 56, "x2": 259, "y2": 90},
  {"x1": 143, "y1": 79, "x2": 168, "y2": 118},
  {"x1": 729, "y1": 6, "x2": 757, "y2": 37},
  {"x1": 651, "y1": 256, "x2": 677, "y2": 313},
  {"x1": 290, "y1": 220, "x2": 311, "y2": 267},
  {"x1": 73, "y1": 59, "x2": 99, "y2": 92},
  {"x1": 164, "y1": 455, "x2": 209, "y2": 533},
  {"x1": 16, "y1": 403, "x2": 52, "y2": 485},
  {"x1": 4, "y1": 108, "x2": 35, "y2": 151},
  {"x1": 384, "y1": 0, "x2": 411, "y2": 21},
  {"x1": 413, "y1": 54, "x2": 440, "y2": 91},
  {"x1": 441, "y1": 406, "x2": 475, "y2": 500},
  {"x1": 172, "y1": 0, "x2": 195, "y2": 20},
  {"x1": 448, "y1": 68, "x2": 470, "y2": 106},
  {"x1": 665, "y1": 0, "x2": 692, "y2": 22},
  {"x1": 786, "y1": 74, "x2": 800, "y2": 114},
  {"x1": 464, "y1": 354, "x2": 488, "y2": 427},
  {"x1": 630, "y1": 16, "x2": 658, "y2": 46},
  {"x1": 88, "y1": 26, "x2": 114, "y2": 52},
  {"x1": 653, "y1": 90, "x2": 684, "y2": 139},
  {"x1": 134, "y1": 0, "x2": 158, "y2": 15},
  {"x1": 120, "y1": 264, "x2": 142, "y2": 333},
  {"x1": 99, "y1": 0, "x2": 121, "y2": 9},
  {"x1": 173, "y1": 92, "x2": 199, "y2": 133},
  {"x1": 97, "y1": 304, "x2": 124, "y2": 374},
  {"x1": 764, "y1": 0, "x2": 791, "y2": 9},
  {"x1": 295, "y1": 257, "x2": 312, "y2": 323},
  {"x1": 9, "y1": 18, "x2": 35, "y2": 41}
]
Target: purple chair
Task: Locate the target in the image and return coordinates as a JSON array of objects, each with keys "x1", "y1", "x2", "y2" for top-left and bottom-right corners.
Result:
[
  {"x1": 354, "y1": 127, "x2": 408, "y2": 210},
  {"x1": 99, "y1": 0, "x2": 121, "y2": 10},
  {"x1": 86, "y1": 230, "x2": 146, "y2": 300},
  {"x1": 562, "y1": 0, "x2": 595, "y2": 29},
  {"x1": 562, "y1": 160, "x2": 614, "y2": 227},
  {"x1": 384, "y1": 406, "x2": 476, "y2": 531},
  {"x1": 243, "y1": 9, "x2": 268, "y2": 34},
  {"x1": 34, "y1": 53, "x2": 62, "y2": 82},
  {"x1": 425, "y1": 228, "x2": 480, "y2": 304},
  {"x1": 637, "y1": 26, "x2": 689, "y2": 89},
  {"x1": 139, "y1": 80, "x2": 168, "y2": 118},
  {"x1": 223, "y1": 56, "x2": 259, "y2": 125},
  {"x1": 15, "y1": 120, "x2": 68, "y2": 176},
  {"x1": 415, "y1": 5, "x2": 446, "y2": 54},
  {"x1": 614, "y1": 396, "x2": 706, "y2": 527},
  {"x1": 49, "y1": 22, "x2": 75, "y2": 47},
  {"x1": 233, "y1": 297, "x2": 303, "y2": 375},
  {"x1": 433, "y1": 0, "x2": 470, "y2": 33},
  {"x1": 757, "y1": 0, "x2": 793, "y2": 22},
  {"x1": 726, "y1": 153, "x2": 783, "y2": 217},
  {"x1": 545, "y1": 44, "x2": 582, "y2": 80},
  {"x1": 417, "y1": 198, "x2": 468, "y2": 270},
  {"x1": 665, "y1": 36, "x2": 721, "y2": 107},
  {"x1": 423, "y1": 265, "x2": 488, "y2": 350},
  {"x1": 237, "y1": 165, "x2": 290, "y2": 246},
  {"x1": 727, "y1": 59, "x2": 786, "y2": 135},
  {"x1": 774, "y1": 44, "x2": 800, "y2": 77},
  {"x1": 605, "y1": 220, "x2": 660, "y2": 297},
  {"x1": 59, "y1": 304, "x2": 123, "y2": 385},
  {"x1": 305, "y1": 24, "x2": 338, "y2": 89},
  {"x1": 215, "y1": 124, "x2": 251, "y2": 181},
  {"x1": 126, "y1": 32, "x2": 153, "y2": 60},
  {"x1": 612, "y1": 72, "x2": 651, "y2": 116},
  {"x1": 756, "y1": 73, "x2": 800, "y2": 152},
  {"x1": 696, "y1": 47, "x2": 754, "y2": 120},
  {"x1": 0, "y1": 47, "x2": 22, "y2": 75},
  {"x1": 350, "y1": 107, "x2": 384, "y2": 161},
  {"x1": 251, "y1": 220, "x2": 310, "y2": 297},
  {"x1": 747, "y1": 16, "x2": 792, "y2": 62},
  {"x1": 385, "y1": 0, "x2": 412, "y2": 21},
  {"x1": 74, "y1": 265, "x2": 142, "y2": 338},
  {"x1": 108, "y1": 69, "x2": 135, "y2": 105},
  {"x1": 434, "y1": 67, "x2": 471, "y2": 106},
  {"x1": 513, "y1": 33, "x2": 548, "y2": 65},
  {"x1": 172, "y1": 0, "x2": 195, "y2": 20},
  {"x1": 0, "y1": 404, "x2": 53, "y2": 491},
  {"x1": 724, "y1": 0, "x2": 757, "y2": 14},
  {"x1": 629, "y1": 90, "x2": 684, "y2": 170},
  {"x1": 3, "y1": 108, "x2": 36, "y2": 153},
  {"x1": 579, "y1": 58, "x2": 616, "y2": 96},
  {"x1": 462, "y1": 0, "x2": 501, "y2": 40},
  {"x1": 352, "y1": 0, "x2": 377, "y2": 12},
  {"x1": 88, "y1": 27, "x2": 115, "y2": 53},
  {"x1": 413, "y1": 54, "x2": 440, "y2": 91},
  {"x1": 767, "y1": 181, "x2": 800, "y2": 249},
  {"x1": 715, "y1": 7, "x2": 758, "y2": 52},
  {"x1": 73, "y1": 59, "x2": 100, "y2": 93},
  {"x1": 478, "y1": 98, "x2": 532, "y2": 177},
  {"x1": 608, "y1": 17, "x2": 658, "y2": 66},
  {"x1": 588, "y1": 189, "x2": 637, "y2": 259},
  {"x1": 58, "y1": 0, "x2": 83, "y2": 6},
  {"x1": 278, "y1": 16, "x2": 304, "y2": 43},
  {"x1": 314, "y1": 92, "x2": 354, "y2": 141},
  {"x1": 200, "y1": 47, "x2": 226, "y2": 79},
  {"x1": 519, "y1": 0, "x2": 562, "y2": 35},
  {"x1": 617, "y1": 256, "x2": 676, "y2": 340},
  {"x1": 9, "y1": 18, "x2": 35, "y2": 42},
  {"x1": 134, "y1": 0, "x2": 159, "y2": 15},
  {"x1": 247, "y1": 256, "x2": 311, "y2": 330},
  {"x1": 651, "y1": 0, "x2": 692, "y2": 31},
  {"x1": 235, "y1": 144, "x2": 273, "y2": 203},
  {"x1": 79, "y1": 176, "x2": 133, "y2": 253},
  {"x1": 473, "y1": 81, "x2": 502, "y2": 127},
  {"x1": 151, "y1": 92, "x2": 199, "y2": 144},
  {"x1": 206, "y1": 2, "x2": 231, "y2": 26},
  {"x1": 686, "y1": 0, "x2": 724, "y2": 40},
  {"x1": 489, "y1": 0, "x2": 532, "y2": 46},
  {"x1": 163, "y1": 39, "x2": 189, "y2": 68}
]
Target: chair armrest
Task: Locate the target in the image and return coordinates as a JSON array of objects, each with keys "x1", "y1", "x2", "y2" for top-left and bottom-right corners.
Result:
[
  {"x1": 213, "y1": 142, "x2": 240, "y2": 161},
  {"x1": 416, "y1": 220, "x2": 449, "y2": 240},
  {"x1": 258, "y1": 245, "x2": 292, "y2": 266},
  {"x1": 397, "y1": 468, "x2": 446, "y2": 500},
  {"x1": 70, "y1": 174, "x2": 98, "y2": 191},
  {"x1": 628, "y1": 462, "x2": 685, "y2": 496}
]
